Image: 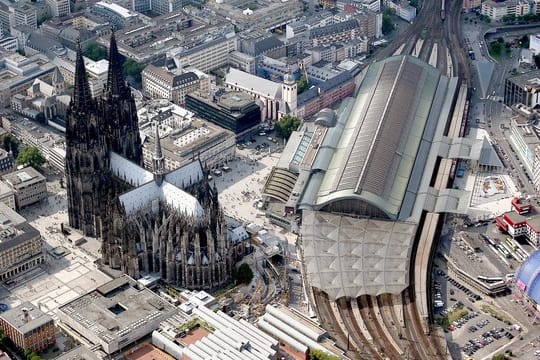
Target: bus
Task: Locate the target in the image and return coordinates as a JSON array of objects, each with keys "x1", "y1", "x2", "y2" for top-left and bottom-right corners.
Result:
[{"x1": 505, "y1": 237, "x2": 518, "y2": 251}]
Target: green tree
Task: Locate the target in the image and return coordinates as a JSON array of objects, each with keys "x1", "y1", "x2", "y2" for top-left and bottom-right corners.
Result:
[
  {"x1": 234, "y1": 263, "x2": 253, "y2": 284},
  {"x1": 497, "y1": 37, "x2": 504, "y2": 43},
  {"x1": 409, "y1": 0, "x2": 419, "y2": 8},
  {"x1": 0, "y1": 328, "x2": 7, "y2": 345},
  {"x1": 123, "y1": 59, "x2": 145, "y2": 86},
  {"x1": 492, "y1": 354, "x2": 506, "y2": 360},
  {"x1": 17, "y1": 146, "x2": 46, "y2": 169},
  {"x1": 309, "y1": 349, "x2": 340, "y2": 360},
  {"x1": 2, "y1": 134, "x2": 19, "y2": 158},
  {"x1": 489, "y1": 41, "x2": 502, "y2": 57},
  {"x1": 297, "y1": 75, "x2": 308, "y2": 94},
  {"x1": 275, "y1": 115, "x2": 301, "y2": 140},
  {"x1": 382, "y1": 14, "x2": 394, "y2": 35},
  {"x1": 85, "y1": 43, "x2": 108, "y2": 61}
]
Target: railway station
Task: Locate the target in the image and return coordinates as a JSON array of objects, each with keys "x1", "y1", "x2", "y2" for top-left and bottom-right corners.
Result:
[{"x1": 263, "y1": 54, "x2": 485, "y2": 358}]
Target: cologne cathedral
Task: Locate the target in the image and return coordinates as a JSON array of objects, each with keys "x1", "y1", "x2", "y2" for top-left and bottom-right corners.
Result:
[{"x1": 65, "y1": 33, "x2": 233, "y2": 289}]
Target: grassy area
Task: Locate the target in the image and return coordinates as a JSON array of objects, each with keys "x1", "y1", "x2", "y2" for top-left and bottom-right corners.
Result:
[
  {"x1": 449, "y1": 308, "x2": 469, "y2": 323},
  {"x1": 178, "y1": 318, "x2": 215, "y2": 332},
  {"x1": 481, "y1": 304, "x2": 514, "y2": 324},
  {"x1": 436, "y1": 307, "x2": 468, "y2": 328}
]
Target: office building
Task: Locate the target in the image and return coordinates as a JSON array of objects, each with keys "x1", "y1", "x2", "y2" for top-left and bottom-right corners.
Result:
[
  {"x1": 0, "y1": 148, "x2": 14, "y2": 175},
  {"x1": 504, "y1": 70, "x2": 540, "y2": 108},
  {"x1": 0, "y1": 302, "x2": 54, "y2": 352},
  {"x1": 57, "y1": 276, "x2": 177, "y2": 354},
  {"x1": 0, "y1": 203, "x2": 44, "y2": 281},
  {"x1": 185, "y1": 90, "x2": 261, "y2": 134},
  {"x1": 2, "y1": 167, "x2": 47, "y2": 209},
  {"x1": 46, "y1": 0, "x2": 70, "y2": 17},
  {"x1": 142, "y1": 65, "x2": 202, "y2": 105}
]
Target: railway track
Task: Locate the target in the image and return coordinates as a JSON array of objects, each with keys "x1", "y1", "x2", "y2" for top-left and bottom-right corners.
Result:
[
  {"x1": 336, "y1": 298, "x2": 380, "y2": 359},
  {"x1": 358, "y1": 296, "x2": 402, "y2": 359}
]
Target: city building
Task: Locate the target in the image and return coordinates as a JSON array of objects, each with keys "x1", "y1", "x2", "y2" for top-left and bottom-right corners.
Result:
[
  {"x1": 297, "y1": 71, "x2": 356, "y2": 119},
  {"x1": 496, "y1": 197, "x2": 540, "y2": 246},
  {"x1": 386, "y1": 0, "x2": 417, "y2": 22},
  {"x1": 224, "y1": 68, "x2": 283, "y2": 121},
  {"x1": 57, "y1": 276, "x2": 178, "y2": 354},
  {"x1": 2, "y1": 167, "x2": 47, "y2": 209},
  {"x1": 504, "y1": 70, "x2": 540, "y2": 108},
  {"x1": 515, "y1": 249, "x2": 540, "y2": 319},
  {"x1": 0, "y1": 181, "x2": 15, "y2": 209},
  {"x1": 481, "y1": 0, "x2": 531, "y2": 21},
  {"x1": 100, "y1": 11, "x2": 231, "y2": 64},
  {"x1": 0, "y1": 302, "x2": 54, "y2": 352},
  {"x1": 138, "y1": 101, "x2": 236, "y2": 170},
  {"x1": 10, "y1": 3, "x2": 37, "y2": 30},
  {"x1": 530, "y1": 34, "x2": 540, "y2": 55},
  {"x1": 66, "y1": 33, "x2": 234, "y2": 289},
  {"x1": 185, "y1": 90, "x2": 261, "y2": 134},
  {"x1": 90, "y1": 1, "x2": 139, "y2": 29},
  {"x1": 0, "y1": 148, "x2": 14, "y2": 175},
  {"x1": 0, "y1": 52, "x2": 57, "y2": 107},
  {"x1": 46, "y1": 0, "x2": 70, "y2": 17},
  {"x1": 0, "y1": 203, "x2": 44, "y2": 281},
  {"x1": 208, "y1": 0, "x2": 303, "y2": 31},
  {"x1": 167, "y1": 34, "x2": 237, "y2": 74},
  {"x1": 142, "y1": 65, "x2": 202, "y2": 105}
]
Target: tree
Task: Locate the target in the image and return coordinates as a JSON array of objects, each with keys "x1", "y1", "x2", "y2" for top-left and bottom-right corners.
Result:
[
  {"x1": 24, "y1": 349, "x2": 42, "y2": 360},
  {"x1": 409, "y1": 0, "x2": 419, "y2": 8},
  {"x1": 234, "y1": 263, "x2": 253, "y2": 284},
  {"x1": 85, "y1": 43, "x2": 108, "y2": 61},
  {"x1": 382, "y1": 14, "x2": 394, "y2": 35},
  {"x1": 2, "y1": 134, "x2": 19, "y2": 158},
  {"x1": 275, "y1": 115, "x2": 301, "y2": 140},
  {"x1": 492, "y1": 354, "x2": 506, "y2": 360},
  {"x1": 489, "y1": 41, "x2": 502, "y2": 57},
  {"x1": 123, "y1": 59, "x2": 145, "y2": 86},
  {"x1": 17, "y1": 146, "x2": 46, "y2": 169},
  {"x1": 497, "y1": 37, "x2": 504, "y2": 43},
  {"x1": 297, "y1": 75, "x2": 308, "y2": 94}
]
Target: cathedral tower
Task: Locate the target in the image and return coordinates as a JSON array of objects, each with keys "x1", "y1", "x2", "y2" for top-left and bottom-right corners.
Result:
[
  {"x1": 100, "y1": 31, "x2": 143, "y2": 165},
  {"x1": 152, "y1": 122, "x2": 165, "y2": 185},
  {"x1": 65, "y1": 40, "x2": 109, "y2": 237}
]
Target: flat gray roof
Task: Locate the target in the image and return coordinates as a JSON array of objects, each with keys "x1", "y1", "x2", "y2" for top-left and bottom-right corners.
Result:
[
  {"x1": 58, "y1": 276, "x2": 177, "y2": 344},
  {"x1": 0, "y1": 302, "x2": 52, "y2": 335}
]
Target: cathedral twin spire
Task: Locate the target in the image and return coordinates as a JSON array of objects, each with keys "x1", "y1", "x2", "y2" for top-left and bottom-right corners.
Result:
[{"x1": 72, "y1": 39, "x2": 93, "y2": 113}]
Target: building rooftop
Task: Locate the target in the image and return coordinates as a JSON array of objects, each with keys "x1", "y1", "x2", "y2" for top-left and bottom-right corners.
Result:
[
  {"x1": 300, "y1": 55, "x2": 455, "y2": 220},
  {"x1": 0, "y1": 302, "x2": 52, "y2": 335},
  {"x1": 507, "y1": 69, "x2": 540, "y2": 89},
  {"x1": 2, "y1": 167, "x2": 45, "y2": 189},
  {"x1": 225, "y1": 68, "x2": 282, "y2": 100},
  {"x1": 301, "y1": 210, "x2": 417, "y2": 298},
  {"x1": 95, "y1": 1, "x2": 137, "y2": 18},
  {"x1": 58, "y1": 276, "x2": 177, "y2": 345}
]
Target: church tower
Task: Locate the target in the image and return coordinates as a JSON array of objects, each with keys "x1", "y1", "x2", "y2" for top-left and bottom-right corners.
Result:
[
  {"x1": 282, "y1": 73, "x2": 297, "y2": 115},
  {"x1": 100, "y1": 31, "x2": 143, "y2": 165},
  {"x1": 51, "y1": 67, "x2": 64, "y2": 95},
  {"x1": 65, "y1": 40, "x2": 109, "y2": 237}
]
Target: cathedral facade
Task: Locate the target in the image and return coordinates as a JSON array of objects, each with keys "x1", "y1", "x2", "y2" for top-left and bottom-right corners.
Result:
[{"x1": 65, "y1": 34, "x2": 233, "y2": 289}]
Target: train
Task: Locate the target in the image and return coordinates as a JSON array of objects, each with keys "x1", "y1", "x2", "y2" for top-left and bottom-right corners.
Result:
[{"x1": 441, "y1": 0, "x2": 446, "y2": 20}]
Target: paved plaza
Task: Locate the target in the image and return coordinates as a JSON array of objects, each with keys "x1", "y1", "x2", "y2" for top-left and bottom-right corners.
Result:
[{"x1": 0, "y1": 182, "x2": 112, "y2": 320}]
